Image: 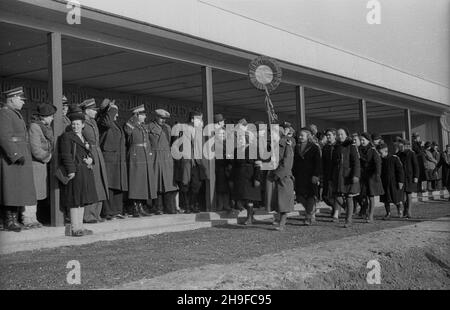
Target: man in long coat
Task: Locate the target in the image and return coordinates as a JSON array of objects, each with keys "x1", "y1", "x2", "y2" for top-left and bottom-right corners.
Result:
[
  {"x1": 148, "y1": 109, "x2": 178, "y2": 215},
  {"x1": 0, "y1": 87, "x2": 36, "y2": 232},
  {"x1": 124, "y1": 104, "x2": 157, "y2": 216},
  {"x1": 80, "y1": 98, "x2": 109, "y2": 223},
  {"x1": 97, "y1": 99, "x2": 128, "y2": 220}
]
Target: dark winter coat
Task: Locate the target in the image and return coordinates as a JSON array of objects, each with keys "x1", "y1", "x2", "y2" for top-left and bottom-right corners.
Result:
[
  {"x1": 97, "y1": 106, "x2": 128, "y2": 192},
  {"x1": 397, "y1": 149, "x2": 419, "y2": 193},
  {"x1": 436, "y1": 151, "x2": 450, "y2": 188},
  {"x1": 124, "y1": 117, "x2": 157, "y2": 200},
  {"x1": 380, "y1": 154, "x2": 404, "y2": 204},
  {"x1": 331, "y1": 138, "x2": 361, "y2": 195},
  {"x1": 59, "y1": 131, "x2": 98, "y2": 209},
  {"x1": 231, "y1": 145, "x2": 262, "y2": 202},
  {"x1": 321, "y1": 142, "x2": 335, "y2": 206},
  {"x1": 214, "y1": 136, "x2": 232, "y2": 194},
  {"x1": 0, "y1": 105, "x2": 36, "y2": 206},
  {"x1": 148, "y1": 120, "x2": 178, "y2": 193},
  {"x1": 83, "y1": 117, "x2": 109, "y2": 201},
  {"x1": 267, "y1": 137, "x2": 295, "y2": 213},
  {"x1": 293, "y1": 141, "x2": 321, "y2": 198},
  {"x1": 359, "y1": 145, "x2": 384, "y2": 197}
]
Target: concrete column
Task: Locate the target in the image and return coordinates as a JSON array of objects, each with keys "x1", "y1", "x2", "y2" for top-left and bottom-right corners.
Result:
[
  {"x1": 48, "y1": 32, "x2": 64, "y2": 226},
  {"x1": 201, "y1": 66, "x2": 215, "y2": 212}
]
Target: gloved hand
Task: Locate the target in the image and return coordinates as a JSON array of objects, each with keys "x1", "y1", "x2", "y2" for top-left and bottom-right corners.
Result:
[{"x1": 15, "y1": 156, "x2": 25, "y2": 165}]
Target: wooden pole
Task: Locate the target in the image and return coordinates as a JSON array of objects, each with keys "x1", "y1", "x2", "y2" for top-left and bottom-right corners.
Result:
[
  {"x1": 48, "y1": 32, "x2": 64, "y2": 226},
  {"x1": 295, "y1": 85, "x2": 306, "y2": 131},
  {"x1": 359, "y1": 99, "x2": 368, "y2": 132},
  {"x1": 201, "y1": 66, "x2": 216, "y2": 212},
  {"x1": 404, "y1": 109, "x2": 412, "y2": 143}
]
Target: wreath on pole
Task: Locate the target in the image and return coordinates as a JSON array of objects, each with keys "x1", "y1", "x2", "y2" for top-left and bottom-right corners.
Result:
[{"x1": 248, "y1": 56, "x2": 282, "y2": 124}]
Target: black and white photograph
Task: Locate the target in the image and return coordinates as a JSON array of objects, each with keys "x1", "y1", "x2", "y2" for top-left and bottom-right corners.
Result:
[{"x1": 0, "y1": 0, "x2": 449, "y2": 295}]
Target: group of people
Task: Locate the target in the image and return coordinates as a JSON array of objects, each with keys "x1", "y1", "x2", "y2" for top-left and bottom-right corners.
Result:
[{"x1": 1, "y1": 86, "x2": 449, "y2": 235}]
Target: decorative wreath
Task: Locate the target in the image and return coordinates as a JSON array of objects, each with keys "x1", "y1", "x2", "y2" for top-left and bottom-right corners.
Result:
[{"x1": 248, "y1": 56, "x2": 282, "y2": 93}]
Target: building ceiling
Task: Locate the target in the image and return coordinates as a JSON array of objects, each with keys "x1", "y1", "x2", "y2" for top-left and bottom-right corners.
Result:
[{"x1": 0, "y1": 22, "x2": 410, "y2": 122}]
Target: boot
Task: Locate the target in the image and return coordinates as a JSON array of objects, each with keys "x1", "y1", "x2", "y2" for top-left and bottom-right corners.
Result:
[
  {"x1": 132, "y1": 201, "x2": 141, "y2": 218},
  {"x1": 138, "y1": 202, "x2": 152, "y2": 217},
  {"x1": 5, "y1": 210, "x2": 21, "y2": 232}
]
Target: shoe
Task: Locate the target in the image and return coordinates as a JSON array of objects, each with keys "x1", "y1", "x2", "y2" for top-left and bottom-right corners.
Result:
[
  {"x1": 382, "y1": 213, "x2": 391, "y2": 220},
  {"x1": 114, "y1": 214, "x2": 125, "y2": 219},
  {"x1": 332, "y1": 217, "x2": 339, "y2": 223},
  {"x1": 138, "y1": 203, "x2": 152, "y2": 217},
  {"x1": 71, "y1": 230, "x2": 84, "y2": 237},
  {"x1": 274, "y1": 225, "x2": 285, "y2": 231},
  {"x1": 84, "y1": 219, "x2": 98, "y2": 224},
  {"x1": 132, "y1": 202, "x2": 141, "y2": 218},
  {"x1": 344, "y1": 221, "x2": 352, "y2": 228},
  {"x1": 82, "y1": 229, "x2": 93, "y2": 235},
  {"x1": 97, "y1": 218, "x2": 106, "y2": 223},
  {"x1": 5, "y1": 210, "x2": 21, "y2": 232},
  {"x1": 304, "y1": 219, "x2": 312, "y2": 226},
  {"x1": 105, "y1": 215, "x2": 113, "y2": 221}
]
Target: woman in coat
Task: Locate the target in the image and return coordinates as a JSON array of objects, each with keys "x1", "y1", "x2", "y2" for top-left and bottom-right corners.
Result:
[
  {"x1": 124, "y1": 104, "x2": 157, "y2": 217},
  {"x1": 378, "y1": 143, "x2": 405, "y2": 219},
  {"x1": 395, "y1": 138, "x2": 419, "y2": 218},
  {"x1": 59, "y1": 109, "x2": 97, "y2": 237},
  {"x1": 80, "y1": 99, "x2": 109, "y2": 223},
  {"x1": 358, "y1": 132, "x2": 384, "y2": 223},
  {"x1": 322, "y1": 128, "x2": 337, "y2": 209},
  {"x1": 435, "y1": 144, "x2": 450, "y2": 201},
  {"x1": 331, "y1": 128, "x2": 361, "y2": 227},
  {"x1": 24, "y1": 103, "x2": 56, "y2": 228},
  {"x1": 293, "y1": 127, "x2": 321, "y2": 226},
  {"x1": 97, "y1": 100, "x2": 128, "y2": 220},
  {"x1": 230, "y1": 131, "x2": 262, "y2": 225},
  {"x1": 267, "y1": 124, "x2": 295, "y2": 231}
]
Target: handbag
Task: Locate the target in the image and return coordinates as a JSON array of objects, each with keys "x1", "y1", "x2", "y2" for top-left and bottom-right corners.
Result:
[{"x1": 54, "y1": 142, "x2": 76, "y2": 185}]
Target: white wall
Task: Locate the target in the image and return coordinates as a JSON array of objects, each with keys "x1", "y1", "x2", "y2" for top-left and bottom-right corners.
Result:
[{"x1": 77, "y1": 0, "x2": 450, "y2": 105}]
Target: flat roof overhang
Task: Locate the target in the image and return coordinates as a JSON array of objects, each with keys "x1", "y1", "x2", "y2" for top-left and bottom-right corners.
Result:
[{"x1": 1, "y1": 0, "x2": 449, "y2": 117}]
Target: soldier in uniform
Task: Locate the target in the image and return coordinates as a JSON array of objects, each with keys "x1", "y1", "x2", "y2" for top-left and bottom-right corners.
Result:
[
  {"x1": 124, "y1": 104, "x2": 157, "y2": 216},
  {"x1": 79, "y1": 98, "x2": 109, "y2": 223},
  {"x1": 148, "y1": 109, "x2": 178, "y2": 215},
  {"x1": 174, "y1": 111, "x2": 209, "y2": 213},
  {"x1": 97, "y1": 99, "x2": 128, "y2": 220},
  {"x1": 0, "y1": 87, "x2": 37, "y2": 232}
]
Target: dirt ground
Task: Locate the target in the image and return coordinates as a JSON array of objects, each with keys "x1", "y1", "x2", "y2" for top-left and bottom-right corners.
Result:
[{"x1": 0, "y1": 200, "x2": 449, "y2": 290}]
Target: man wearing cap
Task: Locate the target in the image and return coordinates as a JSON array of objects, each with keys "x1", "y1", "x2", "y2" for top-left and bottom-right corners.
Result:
[
  {"x1": 148, "y1": 108, "x2": 178, "y2": 215},
  {"x1": 24, "y1": 103, "x2": 57, "y2": 228},
  {"x1": 0, "y1": 87, "x2": 37, "y2": 232},
  {"x1": 80, "y1": 98, "x2": 109, "y2": 223},
  {"x1": 124, "y1": 104, "x2": 157, "y2": 216},
  {"x1": 97, "y1": 99, "x2": 128, "y2": 220},
  {"x1": 174, "y1": 111, "x2": 208, "y2": 213},
  {"x1": 412, "y1": 132, "x2": 426, "y2": 192}
]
